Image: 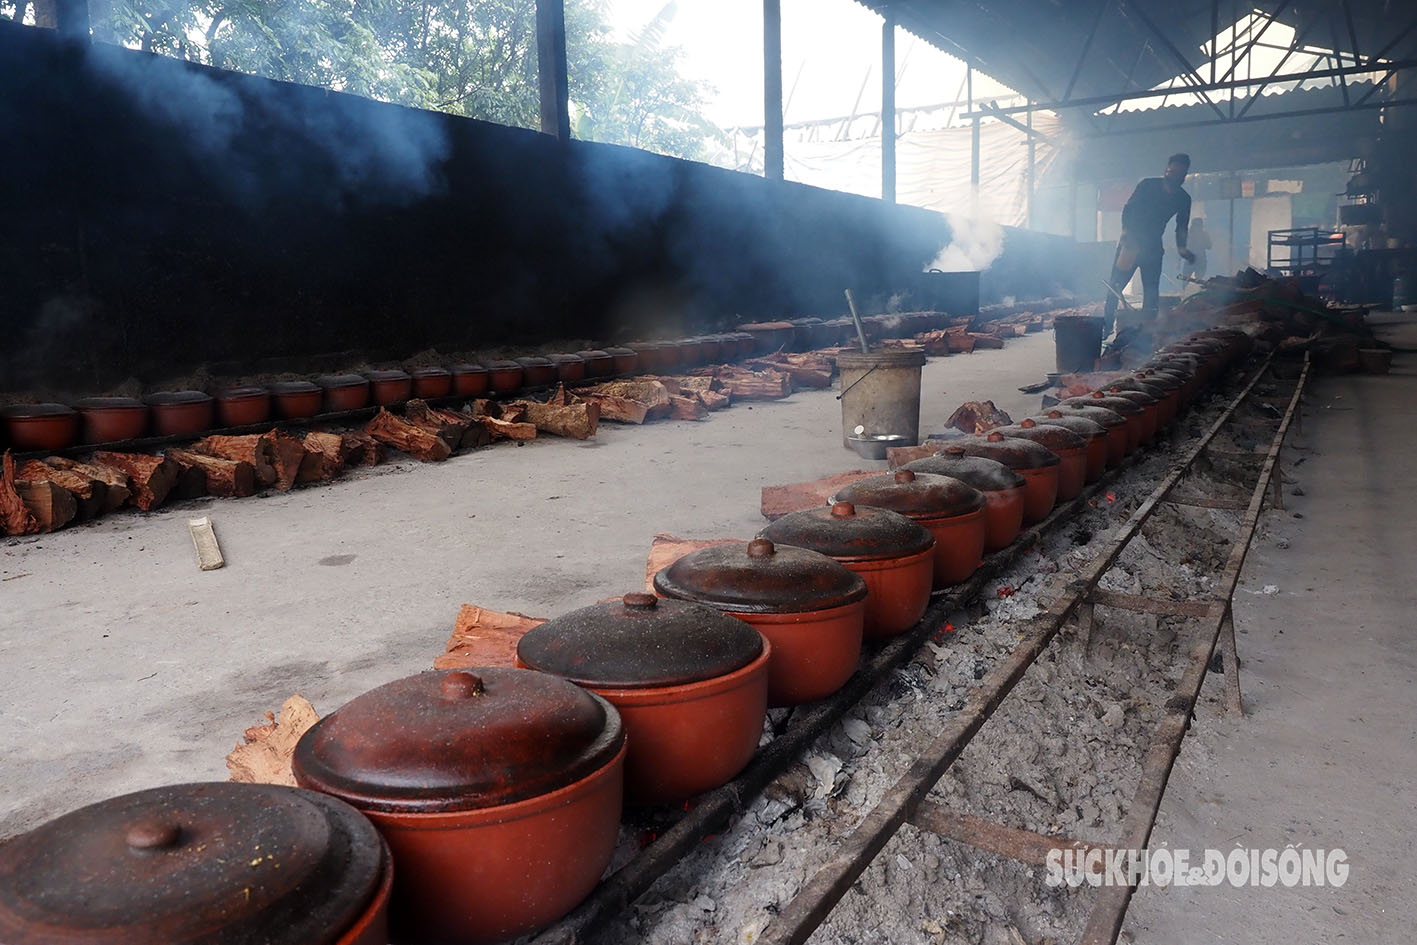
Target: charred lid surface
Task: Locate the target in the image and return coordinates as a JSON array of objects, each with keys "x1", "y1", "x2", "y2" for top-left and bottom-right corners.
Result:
[
  {"x1": 761, "y1": 501, "x2": 936, "y2": 561},
  {"x1": 518, "y1": 593, "x2": 763, "y2": 688},
  {"x1": 835, "y1": 468, "x2": 986, "y2": 518},
  {"x1": 1030, "y1": 411, "x2": 1106, "y2": 439},
  {"x1": 316, "y1": 374, "x2": 368, "y2": 389},
  {"x1": 1063, "y1": 393, "x2": 1142, "y2": 416},
  {"x1": 653, "y1": 539, "x2": 867, "y2": 614},
  {"x1": 143, "y1": 390, "x2": 211, "y2": 406},
  {"x1": 72, "y1": 396, "x2": 145, "y2": 410},
  {"x1": 1052, "y1": 403, "x2": 1128, "y2": 428},
  {"x1": 0, "y1": 782, "x2": 383, "y2": 945},
  {"x1": 269, "y1": 381, "x2": 320, "y2": 394},
  {"x1": 363, "y1": 370, "x2": 410, "y2": 382},
  {"x1": 990, "y1": 418, "x2": 1087, "y2": 451},
  {"x1": 292, "y1": 668, "x2": 625, "y2": 813},
  {"x1": 944, "y1": 432, "x2": 1061, "y2": 469},
  {"x1": 902, "y1": 452, "x2": 1025, "y2": 491}
]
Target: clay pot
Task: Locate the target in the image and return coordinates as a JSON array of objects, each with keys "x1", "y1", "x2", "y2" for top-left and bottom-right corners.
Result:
[
  {"x1": 739, "y1": 321, "x2": 796, "y2": 354},
  {"x1": 410, "y1": 367, "x2": 452, "y2": 400},
  {"x1": 484, "y1": 360, "x2": 525, "y2": 394},
  {"x1": 1030, "y1": 411, "x2": 1108, "y2": 482},
  {"x1": 657, "y1": 341, "x2": 686, "y2": 370},
  {"x1": 605, "y1": 346, "x2": 639, "y2": 376},
  {"x1": 1, "y1": 403, "x2": 79, "y2": 452},
  {"x1": 450, "y1": 363, "x2": 490, "y2": 397},
  {"x1": 695, "y1": 336, "x2": 726, "y2": 364},
  {"x1": 1052, "y1": 402, "x2": 1129, "y2": 468},
  {"x1": 270, "y1": 381, "x2": 323, "y2": 419},
  {"x1": 294, "y1": 668, "x2": 626, "y2": 945},
  {"x1": 940, "y1": 432, "x2": 1061, "y2": 525},
  {"x1": 761, "y1": 501, "x2": 936, "y2": 639},
  {"x1": 902, "y1": 452, "x2": 1026, "y2": 552},
  {"x1": 318, "y1": 374, "x2": 372, "y2": 413},
  {"x1": 515, "y1": 356, "x2": 557, "y2": 388},
  {"x1": 0, "y1": 781, "x2": 392, "y2": 945},
  {"x1": 575, "y1": 350, "x2": 615, "y2": 378},
  {"x1": 214, "y1": 387, "x2": 272, "y2": 427},
  {"x1": 654, "y1": 538, "x2": 867, "y2": 707},
  {"x1": 836, "y1": 468, "x2": 988, "y2": 587},
  {"x1": 1064, "y1": 393, "x2": 1144, "y2": 454},
  {"x1": 1103, "y1": 386, "x2": 1161, "y2": 442},
  {"x1": 73, "y1": 397, "x2": 149, "y2": 444},
  {"x1": 627, "y1": 342, "x2": 666, "y2": 373},
  {"x1": 364, "y1": 370, "x2": 413, "y2": 406},
  {"x1": 990, "y1": 419, "x2": 1089, "y2": 501},
  {"x1": 548, "y1": 353, "x2": 586, "y2": 384},
  {"x1": 144, "y1": 391, "x2": 214, "y2": 438},
  {"x1": 726, "y1": 331, "x2": 756, "y2": 359},
  {"x1": 517, "y1": 593, "x2": 769, "y2": 804}
]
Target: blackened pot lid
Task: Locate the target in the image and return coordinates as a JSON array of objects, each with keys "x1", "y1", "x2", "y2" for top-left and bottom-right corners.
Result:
[
  {"x1": 1052, "y1": 402, "x2": 1128, "y2": 428},
  {"x1": 363, "y1": 370, "x2": 410, "y2": 382},
  {"x1": 1030, "y1": 411, "x2": 1106, "y2": 440},
  {"x1": 292, "y1": 668, "x2": 625, "y2": 814},
  {"x1": 215, "y1": 387, "x2": 269, "y2": 401},
  {"x1": 449, "y1": 362, "x2": 487, "y2": 373},
  {"x1": 410, "y1": 366, "x2": 450, "y2": 377},
  {"x1": 143, "y1": 390, "x2": 211, "y2": 406},
  {"x1": 1063, "y1": 393, "x2": 1142, "y2": 416},
  {"x1": 269, "y1": 380, "x2": 320, "y2": 394},
  {"x1": 944, "y1": 432, "x2": 1061, "y2": 469},
  {"x1": 653, "y1": 538, "x2": 867, "y2": 615},
  {"x1": 517, "y1": 593, "x2": 763, "y2": 688},
  {"x1": 835, "y1": 468, "x2": 987, "y2": 518},
  {"x1": 316, "y1": 374, "x2": 369, "y2": 389},
  {"x1": 0, "y1": 782, "x2": 384, "y2": 945},
  {"x1": 903, "y1": 452, "x2": 1026, "y2": 491},
  {"x1": 990, "y1": 418, "x2": 1088, "y2": 451},
  {"x1": 72, "y1": 397, "x2": 145, "y2": 410},
  {"x1": 760, "y1": 501, "x2": 935, "y2": 561}
]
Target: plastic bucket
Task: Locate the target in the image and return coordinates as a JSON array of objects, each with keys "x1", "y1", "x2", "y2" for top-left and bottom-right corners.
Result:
[
  {"x1": 1053, "y1": 315, "x2": 1104, "y2": 373},
  {"x1": 837, "y1": 347, "x2": 926, "y2": 449}
]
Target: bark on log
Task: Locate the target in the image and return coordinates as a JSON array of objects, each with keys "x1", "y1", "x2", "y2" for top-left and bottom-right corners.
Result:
[
  {"x1": 945, "y1": 330, "x2": 976, "y2": 354},
  {"x1": 946, "y1": 400, "x2": 1013, "y2": 435},
  {"x1": 759, "y1": 469, "x2": 879, "y2": 521},
  {"x1": 94, "y1": 451, "x2": 178, "y2": 511},
  {"x1": 579, "y1": 393, "x2": 649, "y2": 424},
  {"x1": 404, "y1": 399, "x2": 468, "y2": 452},
  {"x1": 583, "y1": 380, "x2": 672, "y2": 417},
  {"x1": 193, "y1": 434, "x2": 277, "y2": 487},
  {"x1": 47, "y1": 457, "x2": 132, "y2": 512},
  {"x1": 696, "y1": 389, "x2": 732, "y2": 411},
  {"x1": 170, "y1": 464, "x2": 209, "y2": 501},
  {"x1": 365, "y1": 409, "x2": 453, "y2": 461},
  {"x1": 668, "y1": 395, "x2": 709, "y2": 421},
  {"x1": 339, "y1": 432, "x2": 384, "y2": 467},
  {"x1": 712, "y1": 367, "x2": 792, "y2": 400},
  {"x1": 261, "y1": 431, "x2": 307, "y2": 491},
  {"x1": 967, "y1": 332, "x2": 1006, "y2": 349},
  {"x1": 514, "y1": 401, "x2": 599, "y2": 439},
  {"x1": 225, "y1": 695, "x2": 321, "y2": 787},
  {"x1": 18, "y1": 460, "x2": 108, "y2": 521},
  {"x1": 0, "y1": 452, "x2": 39, "y2": 536},
  {"x1": 475, "y1": 416, "x2": 537, "y2": 441},
  {"x1": 14, "y1": 479, "x2": 76, "y2": 532},
  {"x1": 166, "y1": 449, "x2": 257, "y2": 498},
  {"x1": 297, "y1": 432, "x2": 347, "y2": 484},
  {"x1": 436, "y1": 605, "x2": 547, "y2": 670}
]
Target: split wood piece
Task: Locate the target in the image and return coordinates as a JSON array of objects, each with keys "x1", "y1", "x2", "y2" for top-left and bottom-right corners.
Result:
[
  {"x1": 436, "y1": 605, "x2": 547, "y2": 670},
  {"x1": 712, "y1": 367, "x2": 792, "y2": 400},
  {"x1": 885, "y1": 444, "x2": 940, "y2": 467},
  {"x1": 579, "y1": 392, "x2": 650, "y2": 424},
  {"x1": 94, "y1": 451, "x2": 179, "y2": 511},
  {"x1": 46, "y1": 457, "x2": 132, "y2": 512},
  {"x1": 945, "y1": 400, "x2": 1013, "y2": 436},
  {"x1": 668, "y1": 395, "x2": 708, "y2": 421},
  {"x1": 225, "y1": 695, "x2": 321, "y2": 787},
  {"x1": 261, "y1": 430, "x2": 308, "y2": 491},
  {"x1": 759, "y1": 469, "x2": 880, "y2": 521},
  {"x1": 14, "y1": 478, "x2": 76, "y2": 532},
  {"x1": 644, "y1": 534, "x2": 746, "y2": 592},
  {"x1": 365, "y1": 408, "x2": 453, "y2": 461},
  {"x1": 17, "y1": 460, "x2": 108, "y2": 521},
  {"x1": 192, "y1": 434, "x2": 277, "y2": 487},
  {"x1": 583, "y1": 380, "x2": 673, "y2": 417},
  {"x1": 514, "y1": 400, "x2": 600, "y2": 439},
  {"x1": 913, "y1": 330, "x2": 953, "y2": 357},
  {"x1": 188, "y1": 515, "x2": 224, "y2": 570},
  {"x1": 477, "y1": 415, "x2": 538, "y2": 441},
  {"x1": 967, "y1": 332, "x2": 1006, "y2": 349},
  {"x1": 297, "y1": 431, "x2": 348, "y2": 484},
  {"x1": 409, "y1": 401, "x2": 489, "y2": 450},
  {"x1": 745, "y1": 358, "x2": 832, "y2": 389},
  {"x1": 339, "y1": 432, "x2": 384, "y2": 467},
  {"x1": 0, "y1": 452, "x2": 37, "y2": 535},
  {"x1": 696, "y1": 389, "x2": 732, "y2": 411},
  {"x1": 404, "y1": 398, "x2": 468, "y2": 453},
  {"x1": 170, "y1": 464, "x2": 209, "y2": 501},
  {"x1": 909, "y1": 801, "x2": 1107, "y2": 868},
  {"x1": 166, "y1": 449, "x2": 258, "y2": 498}
]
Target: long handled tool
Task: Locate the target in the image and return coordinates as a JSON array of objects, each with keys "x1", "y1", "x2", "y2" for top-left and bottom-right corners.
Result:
[{"x1": 843, "y1": 288, "x2": 870, "y2": 353}]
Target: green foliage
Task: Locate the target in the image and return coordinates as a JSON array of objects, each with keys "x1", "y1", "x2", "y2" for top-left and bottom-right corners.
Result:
[{"x1": 85, "y1": 0, "x2": 716, "y2": 160}]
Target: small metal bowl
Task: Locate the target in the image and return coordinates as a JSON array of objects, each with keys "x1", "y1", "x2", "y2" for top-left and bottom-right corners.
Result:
[{"x1": 847, "y1": 433, "x2": 909, "y2": 460}]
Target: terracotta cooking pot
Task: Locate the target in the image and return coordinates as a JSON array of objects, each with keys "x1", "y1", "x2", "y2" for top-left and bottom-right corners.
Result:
[
  {"x1": 293, "y1": 668, "x2": 626, "y2": 945},
  {"x1": 270, "y1": 381, "x2": 324, "y2": 419},
  {"x1": 761, "y1": 501, "x2": 936, "y2": 639},
  {"x1": 901, "y1": 451, "x2": 1026, "y2": 552},
  {"x1": 1, "y1": 402, "x2": 80, "y2": 451},
  {"x1": 515, "y1": 357, "x2": 557, "y2": 388},
  {"x1": 1103, "y1": 385, "x2": 1161, "y2": 442},
  {"x1": 1064, "y1": 393, "x2": 1144, "y2": 454},
  {"x1": 1030, "y1": 410, "x2": 1108, "y2": 482},
  {"x1": 1051, "y1": 402, "x2": 1128, "y2": 468},
  {"x1": 73, "y1": 396, "x2": 149, "y2": 444},
  {"x1": 364, "y1": 370, "x2": 413, "y2": 406},
  {"x1": 214, "y1": 386, "x2": 272, "y2": 427},
  {"x1": 548, "y1": 353, "x2": 586, "y2": 384},
  {"x1": 0, "y1": 781, "x2": 391, "y2": 945},
  {"x1": 145, "y1": 391, "x2": 214, "y2": 438},
  {"x1": 727, "y1": 331, "x2": 757, "y2": 359},
  {"x1": 939, "y1": 433, "x2": 1060, "y2": 525},
  {"x1": 575, "y1": 350, "x2": 615, "y2": 378},
  {"x1": 517, "y1": 593, "x2": 769, "y2": 804},
  {"x1": 410, "y1": 367, "x2": 452, "y2": 400},
  {"x1": 835, "y1": 468, "x2": 988, "y2": 587},
  {"x1": 990, "y1": 419, "x2": 1089, "y2": 501},
  {"x1": 696, "y1": 336, "x2": 725, "y2": 364},
  {"x1": 604, "y1": 346, "x2": 639, "y2": 375},
  {"x1": 653, "y1": 538, "x2": 867, "y2": 706},
  {"x1": 318, "y1": 374, "x2": 372, "y2": 413},
  {"x1": 450, "y1": 363, "x2": 490, "y2": 397},
  {"x1": 484, "y1": 360, "x2": 525, "y2": 394}
]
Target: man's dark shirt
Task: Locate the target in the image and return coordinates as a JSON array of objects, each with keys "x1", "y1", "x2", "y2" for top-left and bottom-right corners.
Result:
[{"x1": 1121, "y1": 177, "x2": 1191, "y2": 257}]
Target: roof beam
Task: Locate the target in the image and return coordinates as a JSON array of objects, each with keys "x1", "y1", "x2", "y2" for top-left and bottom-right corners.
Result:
[
  {"x1": 1235, "y1": 6, "x2": 1334, "y2": 119},
  {"x1": 978, "y1": 102, "x2": 1059, "y2": 146},
  {"x1": 1218, "y1": 0, "x2": 1294, "y2": 84},
  {"x1": 1123, "y1": 0, "x2": 1227, "y2": 119},
  {"x1": 1352, "y1": 13, "x2": 1417, "y2": 107},
  {"x1": 1063, "y1": 0, "x2": 1111, "y2": 101},
  {"x1": 1082, "y1": 94, "x2": 1417, "y2": 138}
]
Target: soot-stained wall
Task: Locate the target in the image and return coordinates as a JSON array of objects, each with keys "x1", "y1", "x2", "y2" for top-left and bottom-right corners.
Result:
[{"x1": 1, "y1": 23, "x2": 1084, "y2": 393}]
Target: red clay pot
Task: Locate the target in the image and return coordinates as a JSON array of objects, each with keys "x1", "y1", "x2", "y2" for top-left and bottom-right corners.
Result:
[
  {"x1": 934, "y1": 433, "x2": 1061, "y2": 525},
  {"x1": 575, "y1": 350, "x2": 615, "y2": 378},
  {"x1": 654, "y1": 539, "x2": 867, "y2": 706},
  {"x1": 450, "y1": 363, "x2": 490, "y2": 396},
  {"x1": 73, "y1": 397, "x2": 149, "y2": 444},
  {"x1": 1103, "y1": 386, "x2": 1160, "y2": 442},
  {"x1": 145, "y1": 391, "x2": 214, "y2": 438},
  {"x1": 739, "y1": 321, "x2": 796, "y2": 354},
  {"x1": 548, "y1": 353, "x2": 586, "y2": 384},
  {"x1": 364, "y1": 370, "x2": 412, "y2": 406},
  {"x1": 517, "y1": 593, "x2": 769, "y2": 804},
  {"x1": 410, "y1": 367, "x2": 452, "y2": 400},
  {"x1": 726, "y1": 332, "x2": 756, "y2": 359},
  {"x1": 992, "y1": 419, "x2": 1089, "y2": 501},
  {"x1": 2, "y1": 403, "x2": 79, "y2": 451},
  {"x1": 294, "y1": 669, "x2": 625, "y2": 945},
  {"x1": 762, "y1": 501, "x2": 936, "y2": 638},
  {"x1": 905, "y1": 451, "x2": 1027, "y2": 552},
  {"x1": 836, "y1": 468, "x2": 989, "y2": 587},
  {"x1": 1051, "y1": 403, "x2": 1128, "y2": 468},
  {"x1": 270, "y1": 381, "x2": 323, "y2": 419},
  {"x1": 318, "y1": 374, "x2": 372, "y2": 413},
  {"x1": 484, "y1": 360, "x2": 525, "y2": 394},
  {"x1": 1065, "y1": 394, "x2": 1144, "y2": 454},
  {"x1": 515, "y1": 357, "x2": 557, "y2": 388},
  {"x1": 627, "y1": 342, "x2": 667, "y2": 373},
  {"x1": 214, "y1": 387, "x2": 271, "y2": 428},
  {"x1": 1031, "y1": 411, "x2": 1108, "y2": 482}
]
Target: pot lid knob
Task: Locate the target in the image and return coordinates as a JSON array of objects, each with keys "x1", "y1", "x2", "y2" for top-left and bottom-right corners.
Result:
[
  {"x1": 830, "y1": 501, "x2": 856, "y2": 518},
  {"x1": 746, "y1": 538, "x2": 776, "y2": 558},
  {"x1": 1020, "y1": 418, "x2": 1036, "y2": 428},
  {"x1": 893, "y1": 469, "x2": 917, "y2": 484},
  {"x1": 125, "y1": 819, "x2": 181, "y2": 851},
  {"x1": 622, "y1": 592, "x2": 659, "y2": 610},
  {"x1": 942, "y1": 444, "x2": 966, "y2": 455},
  {"x1": 1046, "y1": 410, "x2": 1063, "y2": 418},
  {"x1": 986, "y1": 431, "x2": 1005, "y2": 441},
  {"x1": 440, "y1": 671, "x2": 485, "y2": 699},
  {"x1": 1089, "y1": 391, "x2": 1104, "y2": 398}
]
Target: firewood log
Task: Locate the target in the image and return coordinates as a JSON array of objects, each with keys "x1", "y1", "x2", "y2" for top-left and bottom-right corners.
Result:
[
  {"x1": 0, "y1": 452, "x2": 39, "y2": 536},
  {"x1": 365, "y1": 409, "x2": 453, "y2": 461},
  {"x1": 193, "y1": 434, "x2": 277, "y2": 487},
  {"x1": 170, "y1": 464, "x2": 209, "y2": 500},
  {"x1": 946, "y1": 400, "x2": 1013, "y2": 435},
  {"x1": 579, "y1": 393, "x2": 649, "y2": 424},
  {"x1": 885, "y1": 445, "x2": 939, "y2": 467},
  {"x1": 475, "y1": 416, "x2": 537, "y2": 441},
  {"x1": 583, "y1": 380, "x2": 672, "y2": 417},
  {"x1": 225, "y1": 696, "x2": 321, "y2": 787},
  {"x1": 695, "y1": 389, "x2": 732, "y2": 411},
  {"x1": 166, "y1": 449, "x2": 257, "y2": 498},
  {"x1": 436, "y1": 605, "x2": 547, "y2": 670},
  {"x1": 404, "y1": 399, "x2": 467, "y2": 452},
  {"x1": 760, "y1": 470, "x2": 879, "y2": 521},
  {"x1": 967, "y1": 332, "x2": 1006, "y2": 350},
  {"x1": 511, "y1": 401, "x2": 600, "y2": 439},
  {"x1": 339, "y1": 432, "x2": 384, "y2": 466},
  {"x1": 713, "y1": 367, "x2": 792, "y2": 400},
  {"x1": 46, "y1": 457, "x2": 132, "y2": 512},
  {"x1": 297, "y1": 432, "x2": 347, "y2": 484},
  {"x1": 260, "y1": 431, "x2": 307, "y2": 491},
  {"x1": 18, "y1": 460, "x2": 108, "y2": 521},
  {"x1": 14, "y1": 479, "x2": 76, "y2": 532},
  {"x1": 669, "y1": 395, "x2": 708, "y2": 421},
  {"x1": 94, "y1": 452, "x2": 178, "y2": 511}
]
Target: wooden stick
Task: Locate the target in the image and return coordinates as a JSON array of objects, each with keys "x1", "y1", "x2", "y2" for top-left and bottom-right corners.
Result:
[{"x1": 46, "y1": 457, "x2": 132, "y2": 512}]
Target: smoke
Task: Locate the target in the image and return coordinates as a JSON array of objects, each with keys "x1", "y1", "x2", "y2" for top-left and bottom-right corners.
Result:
[{"x1": 928, "y1": 211, "x2": 1005, "y2": 272}]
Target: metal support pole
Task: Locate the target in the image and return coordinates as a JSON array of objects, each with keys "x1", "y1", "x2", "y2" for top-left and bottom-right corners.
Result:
[
  {"x1": 968, "y1": 66, "x2": 980, "y2": 194},
  {"x1": 1026, "y1": 102, "x2": 1035, "y2": 229},
  {"x1": 881, "y1": 12, "x2": 896, "y2": 204},
  {"x1": 763, "y1": 0, "x2": 784, "y2": 182},
  {"x1": 534, "y1": 0, "x2": 570, "y2": 140}
]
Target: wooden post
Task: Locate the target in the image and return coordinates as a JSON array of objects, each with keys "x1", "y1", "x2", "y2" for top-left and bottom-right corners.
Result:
[
  {"x1": 881, "y1": 12, "x2": 896, "y2": 204},
  {"x1": 535, "y1": 0, "x2": 570, "y2": 139},
  {"x1": 763, "y1": 0, "x2": 784, "y2": 182}
]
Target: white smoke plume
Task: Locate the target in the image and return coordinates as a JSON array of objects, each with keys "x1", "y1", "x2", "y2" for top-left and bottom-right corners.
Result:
[{"x1": 928, "y1": 208, "x2": 1005, "y2": 273}]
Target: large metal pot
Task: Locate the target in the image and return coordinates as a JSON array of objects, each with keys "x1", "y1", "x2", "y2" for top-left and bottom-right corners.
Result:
[
  {"x1": 836, "y1": 468, "x2": 988, "y2": 587},
  {"x1": 761, "y1": 500, "x2": 936, "y2": 639},
  {"x1": 990, "y1": 418, "x2": 1089, "y2": 500},
  {"x1": 939, "y1": 432, "x2": 1061, "y2": 524},
  {"x1": 0, "y1": 782, "x2": 392, "y2": 945},
  {"x1": 901, "y1": 451, "x2": 1026, "y2": 552},
  {"x1": 293, "y1": 668, "x2": 626, "y2": 945},
  {"x1": 517, "y1": 592, "x2": 769, "y2": 804},
  {"x1": 654, "y1": 538, "x2": 867, "y2": 706}
]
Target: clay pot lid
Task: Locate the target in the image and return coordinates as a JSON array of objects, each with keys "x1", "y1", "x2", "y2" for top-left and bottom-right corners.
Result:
[
  {"x1": 1104, "y1": 378, "x2": 1165, "y2": 399},
  {"x1": 836, "y1": 468, "x2": 987, "y2": 518},
  {"x1": 0, "y1": 782, "x2": 384, "y2": 945},
  {"x1": 515, "y1": 356, "x2": 553, "y2": 366},
  {"x1": 316, "y1": 373, "x2": 369, "y2": 389},
  {"x1": 484, "y1": 358, "x2": 522, "y2": 370},
  {"x1": 575, "y1": 349, "x2": 612, "y2": 359},
  {"x1": 1130, "y1": 370, "x2": 1183, "y2": 391},
  {"x1": 902, "y1": 453, "x2": 1026, "y2": 491},
  {"x1": 73, "y1": 396, "x2": 145, "y2": 410},
  {"x1": 940, "y1": 433, "x2": 1061, "y2": 469},
  {"x1": 1030, "y1": 411, "x2": 1106, "y2": 439},
  {"x1": 2, "y1": 402, "x2": 77, "y2": 418},
  {"x1": 144, "y1": 390, "x2": 212, "y2": 406},
  {"x1": 517, "y1": 593, "x2": 764, "y2": 689},
  {"x1": 269, "y1": 380, "x2": 320, "y2": 394},
  {"x1": 991, "y1": 418, "x2": 1088, "y2": 451},
  {"x1": 1141, "y1": 364, "x2": 1192, "y2": 383},
  {"x1": 363, "y1": 369, "x2": 410, "y2": 382},
  {"x1": 449, "y1": 361, "x2": 487, "y2": 373},
  {"x1": 760, "y1": 501, "x2": 936, "y2": 561},
  {"x1": 603, "y1": 346, "x2": 637, "y2": 356},
  {"x1": 1053, "y1": 402, "x2": 1128, "y2": 428},
  {"x1": 547, "y1": 353, "x2": 584, "y2": 364},
  {"x1": 215, "y1": 386, "x2": 268, "y2": 401},
  {"x1": 1065, "y1": 393, "x2": 1142, "y2": 416},
  {"x1": 292, "y1": 668, "x2": 625, "y2": 814},
  {"x1": 653, "y1": 538, "x2": 867, "y2": 615},
  {"x1": 409, "y1": 366, "x2": 450, "y2": 378},
  {"x1": 1103, "y1": 385, "x2": 1160, "y2": 406}
]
